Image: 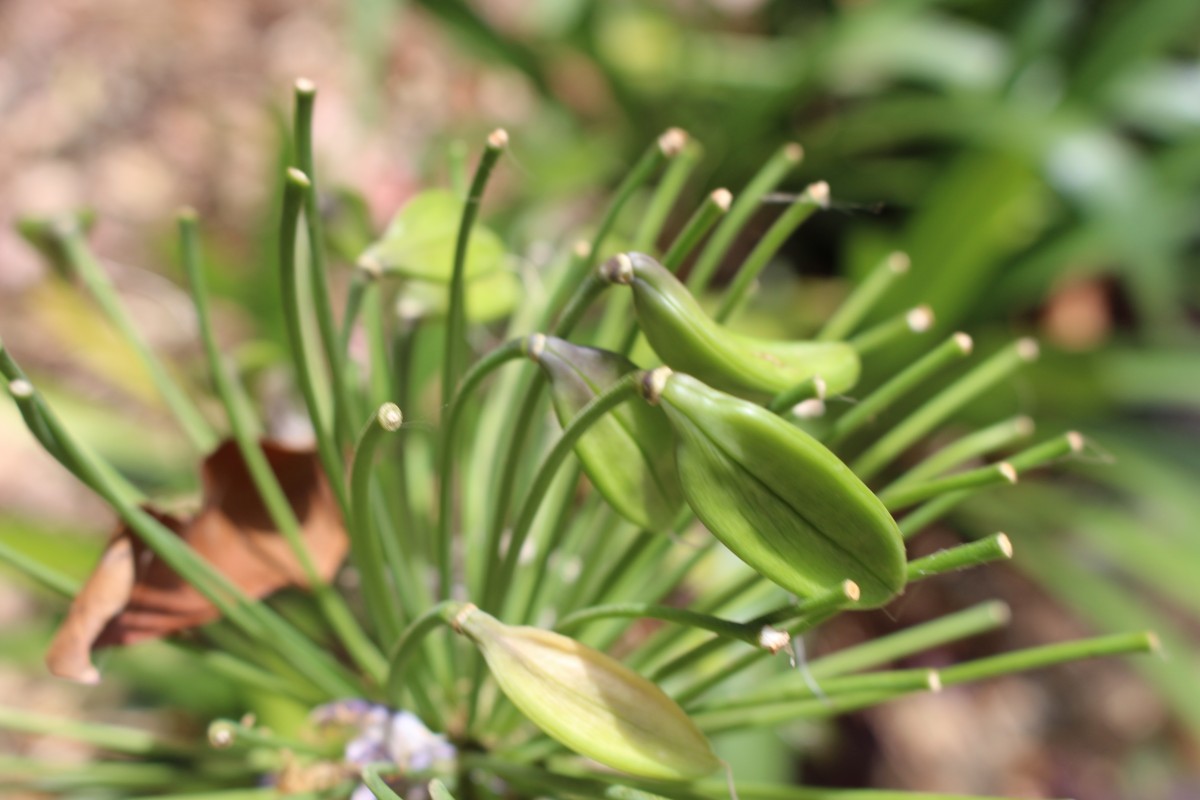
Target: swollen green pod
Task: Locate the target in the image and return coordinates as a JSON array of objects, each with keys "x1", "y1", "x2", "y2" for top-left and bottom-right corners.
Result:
[
  {"x1": 647, "y1": 369, "x2": 905, "y2": 607},
  {"x1": 529, "y1": 336, "x2": 683, "y2": 531},
  {"x1": 604, "y1": 252, "x2": 859, "y2": 400},
  {"x1": 454, "y1": 604, "x2": 719, "y2": 780}
]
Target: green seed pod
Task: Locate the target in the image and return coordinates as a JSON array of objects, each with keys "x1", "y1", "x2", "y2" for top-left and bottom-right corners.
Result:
[
  {"x1": 454, "y1": 604, "x2": 719, "y2": 780},
  {"x1": 528, "y1": 335, "x2": 684, "y2": 531},
  {"x1": 646, "y1": 369, "x2": 905, "y2": 607},
  {"x1": 604, "y1": 252, "x2": 860, "y2": 400}
]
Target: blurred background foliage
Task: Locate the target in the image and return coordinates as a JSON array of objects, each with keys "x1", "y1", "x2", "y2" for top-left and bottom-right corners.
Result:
[{"x1": 0, "y1": 0, "x2": 1197, "y2": 797}]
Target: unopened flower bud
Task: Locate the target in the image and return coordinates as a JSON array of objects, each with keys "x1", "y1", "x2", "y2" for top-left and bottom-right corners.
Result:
[
  {"x1": 657, "y1": 372, "x2": 905, "y2": 607},
  {"x1": 530, "y1": 337, "x2": 683, "y2": 531},
  {"x1": 604, "y1": 253, "x2": 859, "y2": 400},
  {"x1": 454, "y1": 604, "x2": 719, "y2": 780}
]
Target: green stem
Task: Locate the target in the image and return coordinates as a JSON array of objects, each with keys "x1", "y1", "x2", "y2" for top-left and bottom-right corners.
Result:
[
  {"x1": 483, "y1": 374, "x2": 642, "y2": 613},
  {"x1": 662, "y1": 189, "x2": 731, "y2": 270},
  {"x1": 339, "y1": 266, "x2": 374, "y2": 355},
  {"x1": 439, "y1": 337, "x2": 530, "y2": 600},
  {"x1": 898, "y1": 492, "x2": 968, "y2": 539},
  {"x1": 825, "y1": 333, "x2": 974, "y2": 449},
  {"x1": 53, "y1": 223, "x2": 215, "y2": 451},
  {"x1": 470, "y1": 374, "x2": 642, "y2": 730},
  {"x1": 0, "y1": 357, "x2": 139, "y2": 506},
  {"x1": 598, "y1": 186, "x2": 735, "y2": 355},
  {"x1": 894, "y1": 431, "x2": 1076, "y2": 539},
  {"x1": 361, "y1": 280, "x2": 394, "y2": 412},
  {"x1": 767, "y1": 376, "x2": 825, "y2": 414},
  {"x1": 362, "y1": 764, "x2": 405, "y2": 799},
  {"x1": 627, "y1": 572, "x2": 763, "y2": 672},
  {"x1": 716, "y1": 181, "x2": 827, "y2": 323},
  {"x1": 555, "y1": 603, "x2": 779, "y2": 649},
  {"x1": 293, "y1": 80, "x2": 356, "y2": 449},
  {"x1": 781, "y1": 601, "x2": 1010, "y2": 683},
  {"x1": 567, "y1": 131, "x2": 688, "y2": 348},
  {"x1": 906, "y1": 533, "x2": 1014, "y2": 583},
  {"x1": 207, "y1": 718, "x2": 334, "y2": 757},
  {"x1": 1006, "y1": 431, "x2": 1084, "y2": 471},
  {"x1": 590, "y1": 129, "x2": 686, "y2": 269},
  {"x1": 0, "y1": 706, "x2": 192, "y2": 757},
  {"x1": 817, "y1": 251, "x2": 911, "y2": 342},
  {"x1": 632, "y1": 140, "x2": 704, "y2": 252},
  {"x1": 881, "y1": 462, "x2": 1016, "y2": 510},
  {"x1": 554, "y1": 271, "x2": 610, "y2": 338},
  {"x1": 515, "y1": 463, "x2": 584, "y2": 624},
  {"x1": 279, "y1": 169, "x2": 350, "y2": 515},
  {"x1": 652, "y1": 583, "x2": 857, "y2": 685},
  {"x1": 0, "y1": 537, "x2": 78, "y2": 597},
  {"x1": 851, "y1": 338, "x2": 1040, "y2": 481},
  {"x1": 939, "y1": 631, "x2": 1159, "y2": 685},
  {"x1": 349, "y1": 403, "x2": 408, "y2": 641},
  {"x1": 694, "y1": 667, "x2": 938, "y2": 715},
  {"x1": 848, "y1": 305, "x2": 934, "y2": 355},
  {"x1": 443, "y1": 129, "x2": 508, "y2": 405},
  {"x1": 0, "y1": 760, "x2": 206, "y2": 792},
  {"x1": 687, "y1": 141, "x2": 803, "y2": 293},
  {"x1": 691, "y1": 669, "x2": 938, "y2": 731},
  {"x1": 137, "y1": 789, "x2": 346, "y2": 800},
  {"x1": 695, "y1": 688, "x2": 932, "y2": 734},
  {"x1": 476, "y1": 374, "x2": 546, "y2": 603},
  {"x1": 182, "y1": 210, "x2": 384, "y2": 683},
  {"x1": 884, "y1": 415, "x2": 1034, "y2": 491},
  {"x1": 385, "y1": 601, "x2": 460, "y2": 713}
]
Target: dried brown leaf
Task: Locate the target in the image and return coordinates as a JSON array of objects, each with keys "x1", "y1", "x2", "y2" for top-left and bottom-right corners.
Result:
[{"x1": 47, "y1": 439, "x2": 347, "y2": 683}]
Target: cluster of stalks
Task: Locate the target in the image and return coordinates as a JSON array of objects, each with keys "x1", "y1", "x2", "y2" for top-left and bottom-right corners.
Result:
[{"x1": 0, "y1": 80, "x2": 1157, "y2": 800}]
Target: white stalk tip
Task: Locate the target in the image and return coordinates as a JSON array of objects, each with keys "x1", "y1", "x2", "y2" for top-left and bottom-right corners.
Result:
[
  {"x1": 998, "y1": 462, "x2": 1018, "y2": 484},
  {"x1": 294, "y1": 77, "x2": 316, "y2": 95},
  {"x1": 783, "y1": 142, "x2": 804, "y2": 163},
  {"x1": 887, "y1": 251, "x2": 911, "y2": 274},
  {"x1": 572, "y1": 240, "x2": 592, "y2": 259},
  {"x1": 451, "y1": 602, "x2": 478, "y2": 634},
  {"x1": 953, "y1": 333, "x2": 974, "y2": 354},
  {"x1": 602, "y1": 253, "x2": 634, "y2": 285},
  {"x1": 806, "y1": 181, "x2": 831, "y2": 209},
  {"x1": 357, "y1": 254, "x2": 383, "y2": 280},
  {"x1": 1015, "y1": 416, "x2": 1036, "y2": 437},
  {"x1": 813, "y1": 376, "x2": 827, "y2": 401},
  {"x1": 526, "y1": 333, "x2": 547, "y2": 362},
  {"x1": 208, "y1": 721, "x2": 236, "y2": 749},
  {"x1": 842, "y1": 579, "x2": 861, "y2": 602},
  {"x1": 286, "y1": 166, "x2": 311, "y2": 187},
  {"x1": 8, "y1": 379, "x2": 33, "y2": 399},
  {"x1": 1016, "y1": 337, "x2": 1040, "y2": 362},
  {"x1": 758, "y1": 627, "x2": 791, "y2": 654},
  {"x1": 927, "y1": 670, "x2": 943, "y2": 692},
  {"x1": 641, "y1": 367, "x2": 673, "y2": 405},
  {"x1": 907, "y1": 305, "x2": 934, "y2": 332},
  {"x1": 995, "y1": 533, "x2": 1014, "y2": 558},
  {"x1": 1067, "y1": 431, "x2": 1085, "y2": 452},
  {"x1": 792, "y1": 398, "x2": 825, "y2": 419},
  {"x1": 487, "y1": 128, "x2": 510, "y2": 150},
  {"x1": 396, "y1": 296, "x2": 427, "y2": 322},
  {"x1": 711, "y1": 188, "x2": 733, "y2": 212},
  {"x1": 377, "y1": 403, "x2": 404, "y2": 432},
  {"x1": 658, "y1": 127, "x2": 689, "y2": 157}
]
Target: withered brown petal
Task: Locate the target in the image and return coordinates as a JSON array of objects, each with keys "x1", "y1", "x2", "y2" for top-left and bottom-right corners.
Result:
[{"x1": 46, "y1": 439, "x2": 348, "y2": 683}]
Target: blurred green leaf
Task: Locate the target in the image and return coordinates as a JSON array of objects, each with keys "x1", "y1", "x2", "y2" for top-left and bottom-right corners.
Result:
[{"x1": 361, "y1": 189, "x2": 506, "y2": 282}]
